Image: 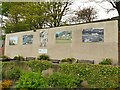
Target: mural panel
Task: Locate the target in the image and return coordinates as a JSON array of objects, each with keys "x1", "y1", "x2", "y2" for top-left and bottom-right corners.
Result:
[
  {"x1": 9, "y1": 36, "x2": 18, "y2": 45},
  {"x1": 82, "y1": 28, "x2": 104, "y2": 42},
  {"x1": 23, "y1": 35, "x2": 33, "y2": 45},
  {"x1": 56, "y1": 31, "x2": 72, "y2": 43},
  {"x1": 40, "y1": 30, "x2": 48, "y2": 47}
]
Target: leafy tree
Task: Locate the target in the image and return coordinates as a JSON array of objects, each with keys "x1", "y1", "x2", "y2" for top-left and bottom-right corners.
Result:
[
  {"x1": 1, "y1": 1, "x2": 72, "y2": 33},
  {"x1": 46, "y1": 1, "x2": 72, "y2": 27}
]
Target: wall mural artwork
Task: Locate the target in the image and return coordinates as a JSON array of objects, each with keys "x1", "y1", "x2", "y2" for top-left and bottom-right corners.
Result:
[
  {"x1": 23, "y1": 35, "x2": 33, "y2": 45},
  {"x1": 56, "y1": 31, "x2": 72, "y2": 43},
  {"x1": 9, "y1": 36, "x2": 18, "y2": 45},
  {"x1": 82, "y1": 28, "x2": 104, "y2": 42},
  {"x1": 40, "y1": 30, "x2": 48, "y2": 47}
]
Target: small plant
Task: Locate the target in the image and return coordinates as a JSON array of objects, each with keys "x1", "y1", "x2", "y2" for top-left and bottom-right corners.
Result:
[
  {"x1": 27, "y1": 60, "x2": 52, "y2": 72},
  {"x1": 61, "y1": 58, "x2": 76, "y2": 63},
  {"x1": 2, "y1": 80, "x2": 13, "y2": 88},
  {"x1": 37, "y1": 54, "x2": 50, "y2": 60},
  {"x1": 99, "y1": 58, "x2": 112, "y2": 65},
  {"x1": 16, "y1": 72, "x2": 49, "y2": 88},
  {"x1": 14, "y1": 55, "x2": 24, "y2": 61},
  {"x1": 49, "y1": 72, "x2": 83, "y2": 88},
  {"x1": 0, "y1": 55, "x2": 10, "y2": 61},
  {"x1": 2, "y1": 62, "x2": 22, "y2": 80}
]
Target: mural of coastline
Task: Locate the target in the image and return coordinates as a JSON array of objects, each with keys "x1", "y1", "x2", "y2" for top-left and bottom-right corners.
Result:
[
  {"x1": 56, "y1": 31, "x2": 72, "y2": 43},
  {"x1": 23, "y1": 35, "x2": 33, "y2": 45},
  {"x1": 9, "y1": 36, "x2": 18, "y2": 45},
  {"x1": 82, "y1": 28, "x2": 104, "y2": 42},
  {"x1": 40, "y1": 30, "x2": 48, "y2": 47}
]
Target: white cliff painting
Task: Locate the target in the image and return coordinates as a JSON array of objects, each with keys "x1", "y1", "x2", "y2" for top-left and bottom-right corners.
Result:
[
  {"x1": 40, "y1": 30, "x2": 48, "y2": 47},
  {"x1": 9, "y1": 36, "x2": 18, "y2": 45},
  {"x1": 82, "y1": 28, "x2": 104, "y2": 42}
]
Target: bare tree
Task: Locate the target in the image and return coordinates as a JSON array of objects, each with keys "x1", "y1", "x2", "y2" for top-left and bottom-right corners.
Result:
[
  {"x1": 90, "y1": 0, "x2": 120, "y2": 16},
  {"x1": 107, "y1": 0, "x2": 120, "y2": 16},
  {"x1": 75, "y1": 7, "x2": 97, "y2": 23}
]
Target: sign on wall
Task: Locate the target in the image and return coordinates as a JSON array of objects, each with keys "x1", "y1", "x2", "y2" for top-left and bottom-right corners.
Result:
[
  {"x1": 40, "y1": 30, "x2": 48, "y2": 47},
  {"x1": 82, "y1": 28, "x2": 104, "y2": 42},
  {"x1": 9, "y1": 36, "x2": 18, "y2": 45},
  {"x1": 38, "y1": 49, "x2": 47, "y2": 54},
  {"x1": 56, "y1": 31, "x2": 72, "y2": 43},
  {"x1": 23, "y1": 35, "x2": 33, "y2": 45}
]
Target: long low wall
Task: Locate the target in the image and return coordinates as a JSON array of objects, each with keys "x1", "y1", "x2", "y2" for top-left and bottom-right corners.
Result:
[{"x1": 5, "y1": 20, "x2": 118, "y2": 64}]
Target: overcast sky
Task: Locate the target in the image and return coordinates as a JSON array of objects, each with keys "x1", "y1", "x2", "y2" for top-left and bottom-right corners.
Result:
[
  {"x1": 0, "y1": 0, "x2": 119, "y2": 26},
  {"x1": 63, "y1": 0, "x2": 119, "y2": 21}
]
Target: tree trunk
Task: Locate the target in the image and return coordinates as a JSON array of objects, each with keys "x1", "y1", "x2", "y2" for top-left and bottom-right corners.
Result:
[{"x1": 116, "y1": 2, "x2": 120, "y2": 17}]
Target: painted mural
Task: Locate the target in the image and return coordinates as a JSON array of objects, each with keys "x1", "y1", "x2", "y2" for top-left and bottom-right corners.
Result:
[
  {"x1": 82, "y1": 28, "x2": 104, "y2": 42},
  {"x1": 23, "y1": 35, "x2": 33, "y2": 45},
  {"x1": 9, "y1": 36, "x2": 18, "y2": 45},
  {"x1": 56, "y1": 31, "x2": 72, "y2": 43},
  {"x1": 40, "y1": 30, "x2": 48, "y2": 47}
]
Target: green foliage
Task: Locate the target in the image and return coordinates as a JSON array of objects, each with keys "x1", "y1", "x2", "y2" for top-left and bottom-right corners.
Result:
[
  {"x1": 1, "y1": 61, "x2": 119, "y2": 88},
  {"x1": 2, "y1": 62, "x2": 21, "y2": 80},
  {"x1": 0, "y1": 55, "x2": 10, "y2": 60},
  {"x1": 27, "y1": 60, "x2": 52, "y2": 72},
  {"x1": 2, "y1": 2, "x2": 72, "y2": 33},
  {"x1": 59, "y1": 63, "x2": 119, "y2": 88},
  {"x1": 14, "y1": 55, "x2": 24, "y2": 61},
  {"x1": 61, "y1": 58, "x2": 76, "y2": 63},
  {"x1": 2, "y1": 62, "x2": 31, "y2": 80},
  {"x1": 0, "y1": 62, "x2": 2, "y2": 80},
  {"x1": 49, "y1": 72, "x2": 83, "y2": 88},
  {"x1": 37, "y1": 54, "x2": 50, "y2": 60},
  {"x1": 4, "y1": 23, "x2": 30, "y2": 34},
  {"x1": 0, "y1": 35, "x2": 5, "y2": 40},
  {"x1": 16, "y1": 72, "x2": 49, "y2": 88},
  {"x1": 99, "y1": 58, "x2": 112, "y2": 65}
]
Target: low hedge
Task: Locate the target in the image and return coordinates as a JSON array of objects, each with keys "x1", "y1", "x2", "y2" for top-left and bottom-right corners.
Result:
[
  {"x1": 59, "y1": 63, "x2": 120, "y2": 88},
  {"x1": 16, "y1": 72, "x2": 49, "y2": 88},
  {"x1": 2, "y1": 61, "x2": 31, "y2": 80},
  {"x1": 2, "y1": 61, "x2": 120, "y2": 88},
  {"x1": 16, "y1": 72, "x2": 83, "y2": 88},
  {"x1": 2, "y1": 62, "x2": 22, "y2": 80},
  {"x1": 49, "y1": 72, "x2": 83, "y2": 88},
  {"x1": 37, "y1": 54, "x2": 50, "y2": 60},
  {"x1": 27, "y1": 60, "x2": 53, "y2": 72}
]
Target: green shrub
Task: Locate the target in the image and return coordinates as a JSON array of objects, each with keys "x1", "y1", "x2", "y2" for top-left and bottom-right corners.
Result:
[
  {"x1": 61, "y1": 58, "x2": 76, "y2": 63},
  {"x1": 14, "y1": 55, "x2": 24, "y2": 61},
  {"x1": 37, "y1": 54, "x2": 50, "y2": 60},
  {"x1": 0, "y1": 55, "x2": 10, "y2": 60},
  {"x1": 16, "y1": 72, "x2": 49, "y2": 88},
  {"x1": 49, "y1": 72, "x2": 83, "y2": 88},
  {"x1": 0, "y1": 62, "x2": 2, "y2": 80},
  {"x1": 2, "y1": 62, "x2": 21, "y2": 80},
  {"x1": 99, "y1": 58, "x2": 112, "y2": 65},
  {"x1": 59, "y1": 63, "x2": 119, "y2": 88},
  {"x1": 27, "y1": 60, "x2": 52, "y2": 72}
]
